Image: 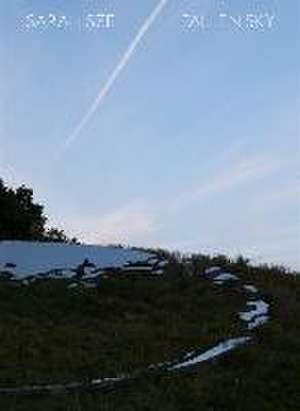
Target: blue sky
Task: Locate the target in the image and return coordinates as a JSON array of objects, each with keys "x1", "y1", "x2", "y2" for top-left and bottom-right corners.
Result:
[{"x1": 1, "y1": 0, "x2": 299, "y2": 269}]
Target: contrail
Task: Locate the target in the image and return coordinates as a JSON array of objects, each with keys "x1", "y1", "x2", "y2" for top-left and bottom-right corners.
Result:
[{"x1": 59, "y1": 0, "x2": 169, "y2": 155}]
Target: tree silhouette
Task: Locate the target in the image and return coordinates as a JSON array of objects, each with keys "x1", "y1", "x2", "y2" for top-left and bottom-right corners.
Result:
[
  {"x1": 44, "y1": 227, "x2": 80, "y2": 244},
  {"x1": 0, "y1": 179, "x2": 46, "y2": 240},
  {"x1": 0, "y1": 178, "x2": 79, "y2": 243}
]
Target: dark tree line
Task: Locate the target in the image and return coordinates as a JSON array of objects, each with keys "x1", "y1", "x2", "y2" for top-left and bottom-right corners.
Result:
[{"x1": 0, "y1": 178, "x2": 79, "y2": 244}]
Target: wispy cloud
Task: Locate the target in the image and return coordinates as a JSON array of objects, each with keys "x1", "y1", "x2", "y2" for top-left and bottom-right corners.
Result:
[
  {"x1": 168, "y1": 152, "x2": 285, "y2": 212},
  {"x1": 65, "y1": 146, "x2": 286, "y2": 243},
  {"x1": 68, "y1": 201, "x2": 158, "y2": 245},
  {"x1": 56, "y1": 142, "x2": 297, "y2": 267},
  {"x1": 57, "y1": 0, "x2": 169, "y2": 157},
  {"x1": 159, "y1": 148, "x2": 298, "y2": 268}
]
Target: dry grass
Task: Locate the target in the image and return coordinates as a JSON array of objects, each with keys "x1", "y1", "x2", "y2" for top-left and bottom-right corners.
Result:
[{"x1": 0, "y1": 255, "x2": 299, "y2": 410}]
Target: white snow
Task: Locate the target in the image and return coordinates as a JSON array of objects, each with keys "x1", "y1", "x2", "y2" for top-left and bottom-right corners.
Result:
[
  {"x1": 213, "y1": 273, "x2": 239, "y2": 284},
  {"x1": 0, "y1": 241, "x2": 153, "y2": 279},
  {"x1": 243, "y1": 284, "x2": 258, "y2": 293},
  {"x1": 239, "y1": 300, "x2": 269, "y2": 322},
  {"x1": 81, "y1": 268, "x2": 104, "y2": 279},
  {"x1": 204, "y1": 266, "x2": 222, "y2": 275},
  {"x1": 157, "y1": 260, "x2": 168, "y2": 268},
  {"x1": 239, "y1": 300, "x2": 269, "y2": 329},
  {"x1": 0, "y1": 335, "x2": 252, "y2": 393},
  {"x1": 91, "y1": 376, "x2": 125, "y2": 385},
  {"x1": 171, "y1": 337, "x2": 251, "y2": 370},
  {"x1": 247, "y1": 315, "x2": 269, "y2": 330},
  {"x1": 0, "y1": 375, "x2": 126, "y2": 394},
  {"x1": 0, "y1": 250, "x2": 273, "y2": 393},
  {"x1": 147, "y1": 258, "x2": 160, "y2": 265},
  {"x1": 67, "y1": 283, "x2": 79, "y2": 289},
  {"x1": 121, "y1": 266, "x2": 153, "y2": 272},
  {"x1": 152, "y1": 269, "x2": 164, "y2": 275}
]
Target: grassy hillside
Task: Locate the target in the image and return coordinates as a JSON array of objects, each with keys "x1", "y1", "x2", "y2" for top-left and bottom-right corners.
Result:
[{"x1": 0, "y1": 254, "x2": 299, "y2": 410}]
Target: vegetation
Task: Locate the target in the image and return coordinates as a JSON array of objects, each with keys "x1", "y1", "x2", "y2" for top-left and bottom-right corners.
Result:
[
  {"x1": 0, "y1": 256, "x2": 299, "y2": 410},
  {"x1": 0, "y1": 179, "x2": 46, "y2": 241},
  {"x1": 0, "y1": 178, "x2": 299, "y2": 410},
  {"x1": 0, "y1": 274, "x2": 245, "y2": 387},
  {"x1": 0, "y1": 178, "x2": 79, "y2": 244}
]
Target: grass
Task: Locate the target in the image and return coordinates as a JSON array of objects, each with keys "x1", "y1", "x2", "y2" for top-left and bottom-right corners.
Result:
[{"x1": 0, "y1": 256, "x2": 299, "y2": 410}]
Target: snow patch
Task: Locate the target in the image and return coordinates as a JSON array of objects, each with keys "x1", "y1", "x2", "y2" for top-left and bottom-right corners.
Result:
[
  {"x1": 0, "y1": 241, "x2": 152, "y2": 279},
  {"x1": 121, "y1": 266, "x2": 153, "y2": 272},
  {"x1": 171, "y1": 337, "x2": 251, "y2": 370},
  {"x1": 214, "y1": 273, "x2": 238, "y2": 281},
  {"x1": 67, "y1": 283, "x2": 79, "y2": 289},
  {"x1": 147, "y1": 258, "x2": 160, "y2": 265},
  {"x1": 91, "y1": 376, "x2": 125, "y2": 385},
  {"x1": 213, "y1": 273, "x2": 239, "y2": 285},
  {"x1": 243, "y1": 284, "x2": 258, "y2": 293},
  {"x1": 152, "y1": 269, "x2": 164, "y2": 275},
  {"x1": 247, "y1": 315, "x2": 269, "y2": 330},
  {"x1": 204, "y1": 266, "x2": 222, "y2": 275},
  {"x1": 156, "y1": 260, "x2": 168, "y2": 268},
  {"x1": 239, "y1": 300, "x2": 269, "y2": 329}
]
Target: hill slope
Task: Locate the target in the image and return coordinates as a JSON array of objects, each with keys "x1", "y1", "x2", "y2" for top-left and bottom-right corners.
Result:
[{"x1": 0, "y1": 242, "x2": 299, "y2": 410}]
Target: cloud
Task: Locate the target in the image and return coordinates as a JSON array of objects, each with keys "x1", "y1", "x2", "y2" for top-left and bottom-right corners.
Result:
[
  {"x1": 168, "y1": 152, "x2": 285, "y2": 212},
  {"x1": 54, "y1": 142, "x2": 297, "y2": 268},
  {"x1": 69, "y1": 201, "x2": 158, "y2": 245},
  {"x1": 66, "y1": 148, "x2": 286, "y2": 245}
]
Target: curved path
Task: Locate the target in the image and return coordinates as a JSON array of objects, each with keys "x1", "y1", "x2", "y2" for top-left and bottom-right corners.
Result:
[{"x1": 0, "y1": 266, "x2": 270, "y2": 395}]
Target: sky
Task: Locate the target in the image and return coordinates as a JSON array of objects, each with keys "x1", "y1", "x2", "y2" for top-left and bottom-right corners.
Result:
[{"x1": 1, "y1": 0, "x2": 299, "y2": 269}]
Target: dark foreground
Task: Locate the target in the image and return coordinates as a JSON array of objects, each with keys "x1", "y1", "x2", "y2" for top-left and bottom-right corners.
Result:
[{"x1": 0, "y1": 258, "x2": 299, "y2": 410}]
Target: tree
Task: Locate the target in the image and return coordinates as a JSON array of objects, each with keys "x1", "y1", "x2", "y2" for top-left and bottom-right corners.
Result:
[
  {"x1": 0, "y1": 179, "x2": 46, "y2": 240},
  {"x1": 44, "y1": 227, "x2": 80, "y2": 245},
  {"x1": 44, "y1": 228, "x2": 68, "y2": 243},
  {"x1": 0, "y1": 178, "x2": 80, "y2": 243}
]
